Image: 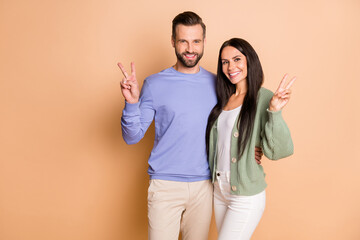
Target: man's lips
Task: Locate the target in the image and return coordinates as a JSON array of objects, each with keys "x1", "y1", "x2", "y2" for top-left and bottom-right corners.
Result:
[{"x1": 184, "y1": 53, "x2": 197, "y2": 59}]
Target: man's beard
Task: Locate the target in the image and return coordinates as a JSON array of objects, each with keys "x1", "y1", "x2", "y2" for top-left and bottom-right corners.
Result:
[{"x1": 175, "y1": 50, "x2": 204, "y2": 68}]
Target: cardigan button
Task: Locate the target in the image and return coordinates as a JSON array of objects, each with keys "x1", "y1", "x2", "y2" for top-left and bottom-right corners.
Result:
[
  {"x1": 231, "y1": 186, "x2": 237, "y2": 191},
  {"x1": 233, "y1": 132, "x2": 239, "y2": 137},
  {"x1": 231, "y1": 157, "x2": 237, "y2": 163}
]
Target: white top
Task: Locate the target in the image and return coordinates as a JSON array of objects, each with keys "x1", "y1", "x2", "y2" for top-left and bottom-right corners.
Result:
[{"x1": 216, "y1": 105, "x2": 242, "y2": 172}]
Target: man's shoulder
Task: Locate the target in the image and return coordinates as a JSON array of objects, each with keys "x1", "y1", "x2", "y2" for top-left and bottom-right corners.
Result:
[
  {"x1": 145, "y1": 67, "x2": 173, "y2": 82},
  {"x1": 200, "y1": 67, "x2": 216, "y2": 79}
]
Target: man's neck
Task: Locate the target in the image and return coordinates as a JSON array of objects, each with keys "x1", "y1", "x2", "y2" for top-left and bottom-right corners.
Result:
[{"x1": 173, "y1": 62, "x2": 200, "y2": 74}]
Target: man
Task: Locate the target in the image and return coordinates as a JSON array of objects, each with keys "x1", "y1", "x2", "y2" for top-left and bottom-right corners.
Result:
[{"x1": 118, "y1": 11, "x2": 262, "y2": 240}]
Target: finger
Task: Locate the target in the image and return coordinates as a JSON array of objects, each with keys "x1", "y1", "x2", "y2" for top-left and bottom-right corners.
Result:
[
  {"x1": 117, "y1": 62, "x2": 129, "y2": 79},
  {"x1": 125, "y1": 80, "x2": 140, "y2": 92},
  {"x1": 256, "y1": 159, "x2": 261, "y2": 165},
  {"x1": 276, "y1": 74, "x2": 288, "y2": 92},
  {"x1": 280, "y1": 89, "x2": 292, "y2": 96},
  {"x1": 126, "y1": 79, "x2": 138, "y2": 88},
  {"x1": 121, "y1": 77, "x2": 128, "y2": 84},
  {"x1": 120, "y1": 81, "x2": 130, "y2": 89},
  {"x1": 130, "y1": 62, "x2": 136, "y2": 76},
  {"x1": 120, "y1": 78, "x2": 132, "y2": 87},
  {"x1": 280, "y1": 90, "x2": 292, "y2": 99},
  {"x1": 274, "y1": 91, "x2": 283, "y2": 99},
  {"x1": 285, "y1": 76, "x2": 296, "y2": 90}
]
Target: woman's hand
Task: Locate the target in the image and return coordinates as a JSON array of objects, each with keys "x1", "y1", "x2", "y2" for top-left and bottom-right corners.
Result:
[
  {"x1": 269, "y1": 74, "x2": 296, "y2": 112},
  {"x1": 117, "y1": 62, "x2": 140, "y2": 104}
]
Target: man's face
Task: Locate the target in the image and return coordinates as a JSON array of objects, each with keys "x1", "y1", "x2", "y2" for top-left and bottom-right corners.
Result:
[{"x1": 172, "y1": 24, "x2": 205, "y2": 68}]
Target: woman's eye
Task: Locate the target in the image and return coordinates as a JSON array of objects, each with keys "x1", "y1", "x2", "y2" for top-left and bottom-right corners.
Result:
[{"x1": 234, "y1": 58, "x2": 241, "y2": 62}]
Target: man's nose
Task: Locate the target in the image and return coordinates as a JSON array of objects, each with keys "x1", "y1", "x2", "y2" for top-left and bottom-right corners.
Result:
[{"x1": 186, "y1": 43, "x2": 193, "y2": 52}]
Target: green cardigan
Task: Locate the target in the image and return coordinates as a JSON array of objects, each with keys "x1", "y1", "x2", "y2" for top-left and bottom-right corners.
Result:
[{"x1": 208, "y1": 87, "x2": 294, "y2": 196}]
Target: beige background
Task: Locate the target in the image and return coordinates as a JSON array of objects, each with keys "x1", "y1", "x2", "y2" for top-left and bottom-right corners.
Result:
[{"x1": 1, "y1": 0, "x2": 359, "y2": 239}]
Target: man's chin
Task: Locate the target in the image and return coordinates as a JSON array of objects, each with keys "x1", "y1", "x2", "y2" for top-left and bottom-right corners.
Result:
[
  {"x1": 184, "y1": 63, "x2": 197, "y2": 68},
  {"x1": 182, "y1": 59, "x2": 199, "y2": 68}
]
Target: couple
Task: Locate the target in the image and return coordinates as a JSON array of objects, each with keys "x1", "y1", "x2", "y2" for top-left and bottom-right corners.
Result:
[{"x1": 119, "y1": 11, "x2": 294, "y2": 240}]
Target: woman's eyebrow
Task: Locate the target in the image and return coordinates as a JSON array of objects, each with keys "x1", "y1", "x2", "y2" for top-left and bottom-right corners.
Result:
[{"x1": 221, "y1": 55, "x2": 242, "y2": 61}]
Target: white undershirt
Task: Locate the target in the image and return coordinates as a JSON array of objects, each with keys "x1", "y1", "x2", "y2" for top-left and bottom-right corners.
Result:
[{"x1": 216, "y1": 105, "x2": 242, "y2": 172}]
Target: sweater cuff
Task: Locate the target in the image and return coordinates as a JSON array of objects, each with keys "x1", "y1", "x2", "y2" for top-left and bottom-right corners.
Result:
[
  {"x1": 267, "y1": 108, "x2": 283, "y2": 122},
  {"x1": 124, "y1": 101, "x2": 140, "y2": 113}
]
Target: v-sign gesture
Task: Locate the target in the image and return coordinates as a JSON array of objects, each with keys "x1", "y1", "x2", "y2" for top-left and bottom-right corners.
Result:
[
  {"x1": 269, "y1": 74, "x2": 296, "y2": 112},
  {"x1": 118, "y1": 62, "x2": 140, "y2": 104}
]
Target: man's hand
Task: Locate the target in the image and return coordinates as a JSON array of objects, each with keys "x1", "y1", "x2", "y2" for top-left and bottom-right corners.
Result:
[
  {"x1": 117, "y1": 62, "x2": 140, "y2": 104},
  {"x1": 255, "y1": 147, "x2": 263, "y2": 165}
]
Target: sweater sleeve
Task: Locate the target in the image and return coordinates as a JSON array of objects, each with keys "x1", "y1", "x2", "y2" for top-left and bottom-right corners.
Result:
[
  {"x1": 121, "y1": 80, "x2": 155, "y2": 144},
  {"x1": 261, "y1": 109, "x2": 294, "y2": 160}
]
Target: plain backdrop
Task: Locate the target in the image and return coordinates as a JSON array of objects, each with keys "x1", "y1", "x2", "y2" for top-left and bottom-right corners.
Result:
[{"x1": 1, "y1": 0, "x2": 359, "y2": 239}]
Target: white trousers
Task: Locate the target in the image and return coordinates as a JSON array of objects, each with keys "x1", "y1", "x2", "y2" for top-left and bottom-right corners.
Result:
[{"x1": 214, "y1": 171, "x2": 266, "y2": 240}]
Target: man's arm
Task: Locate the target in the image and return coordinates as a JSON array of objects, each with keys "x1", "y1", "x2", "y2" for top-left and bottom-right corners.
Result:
[{"x1": 118, "y1": 62, "x2": 155, "y2": 144}]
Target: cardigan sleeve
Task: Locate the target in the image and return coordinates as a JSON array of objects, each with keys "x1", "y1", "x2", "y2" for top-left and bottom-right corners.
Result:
[{"x1": 260, "y1": 109, "x2": 294, "y2": 160}]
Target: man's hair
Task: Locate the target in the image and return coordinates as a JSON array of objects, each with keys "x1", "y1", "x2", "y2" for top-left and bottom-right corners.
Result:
[{"x1": 172, "y1": 11, "x2": 206, "y2": 40}]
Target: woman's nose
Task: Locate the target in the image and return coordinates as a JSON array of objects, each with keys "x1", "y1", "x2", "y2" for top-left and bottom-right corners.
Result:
[{"x1": 228, "y1": 61, "x2": 235, "y2": 70}]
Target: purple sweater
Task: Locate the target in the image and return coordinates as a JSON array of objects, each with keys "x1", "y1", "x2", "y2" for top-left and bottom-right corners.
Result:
[{"x1": 121, "y1": 66, "x2": 217, "y2": 181}]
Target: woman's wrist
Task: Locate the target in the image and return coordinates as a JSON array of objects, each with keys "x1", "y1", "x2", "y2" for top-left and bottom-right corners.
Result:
[{"x1": 268, "y1": 106, "x2": 279, "y2": 112}]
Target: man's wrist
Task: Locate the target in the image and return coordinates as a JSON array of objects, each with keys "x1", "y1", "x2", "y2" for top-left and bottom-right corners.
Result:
[{"x1": 126, "y1": 99, "x2": 139, "y2": 104}]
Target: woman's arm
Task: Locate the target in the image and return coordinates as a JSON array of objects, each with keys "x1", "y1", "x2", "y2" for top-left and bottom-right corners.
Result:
[
  {"x1": 261, "y1": 109, "x2": 294, "y2": 160},
  {"x1": 261, "y1": 74, "x2": 296, "y2": 160}
]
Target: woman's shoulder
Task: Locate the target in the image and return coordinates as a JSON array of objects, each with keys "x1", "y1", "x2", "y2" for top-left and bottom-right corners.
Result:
[{"x1": 258, "y1": 87, "x2": 274, "y2": 102}]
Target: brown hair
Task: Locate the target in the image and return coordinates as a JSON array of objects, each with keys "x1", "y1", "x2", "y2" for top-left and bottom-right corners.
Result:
[
  {"x1": 172, "y1": 11, "x2": 206, "y2": 40},
  {"x1": 206, "y1": 38, "x2": 264, "y2": 158}
]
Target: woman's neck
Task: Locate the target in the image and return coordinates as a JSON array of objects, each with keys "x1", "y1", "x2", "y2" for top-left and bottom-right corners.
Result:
[{"x1": 235, "y1": 80, "x2": 247, "y2": 96}]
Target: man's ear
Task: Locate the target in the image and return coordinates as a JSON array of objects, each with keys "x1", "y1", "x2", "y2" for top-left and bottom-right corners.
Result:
[{"x1": 171, "y1": 36, "x2": 175, "y2": 48}]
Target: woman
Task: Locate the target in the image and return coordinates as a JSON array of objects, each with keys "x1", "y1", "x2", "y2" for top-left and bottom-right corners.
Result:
[{"x1": 206, "y1": 38, "x2": 295, "y2": 240}]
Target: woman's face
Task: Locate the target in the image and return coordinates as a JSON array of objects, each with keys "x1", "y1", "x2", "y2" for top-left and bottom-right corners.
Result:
[{"x1": 220, "y1": 46, "x2": 247, "y2": 85}]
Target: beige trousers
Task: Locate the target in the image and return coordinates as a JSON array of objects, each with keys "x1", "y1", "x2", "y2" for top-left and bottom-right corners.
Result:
[{"x1": 148, "y1": 179, "x2": 213, "y2": 240}]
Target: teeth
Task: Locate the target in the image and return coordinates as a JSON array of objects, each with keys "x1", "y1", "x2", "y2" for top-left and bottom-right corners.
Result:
[{"x1": 230, "y1": 72, "x2": 240, "y2": 76}]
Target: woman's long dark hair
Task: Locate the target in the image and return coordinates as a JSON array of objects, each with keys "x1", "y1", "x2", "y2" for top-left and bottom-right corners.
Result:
[{"x1": 206, "y1": 38, "x2": 264, "y2": 158}]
